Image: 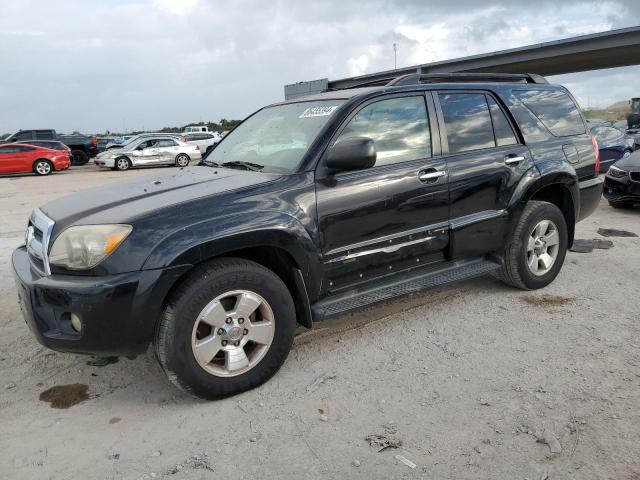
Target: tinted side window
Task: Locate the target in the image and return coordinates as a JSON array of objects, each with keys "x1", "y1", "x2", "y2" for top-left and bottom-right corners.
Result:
[
  {"x1": 514, "y1": 89, "x2": 585, "y2": 137},
  {"x1": 336, "y1": 96, "x2": 431, "y2": 166},
  {"x1": 487, "y1": 97, "x2": 518, "y2": 146},
  {"x1": 157, "y1": 139, "x2": 177, "y2": 147},
  {"x1": 16, "y1": 146, "x2": 35, "y2": 152},
  {"x1": 14, "y1": 131, "x2": 33, "y2": 141},
  {"x1": 35, "y1": 130, "x2": 55, "y2": 140},
  {"x1": 438, "y1": 93, "x2": 495, "y2": 153},
  {"x1": 0, "y1": 147, "x2": 18, "y2": 154}
]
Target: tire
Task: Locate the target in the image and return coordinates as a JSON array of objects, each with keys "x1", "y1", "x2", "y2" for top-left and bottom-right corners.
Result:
[
  {"x1": 115, "y1": 156, "x2": 131, "y2": 171},
  {"x1": 498, "y1": 200, "x2": 568, "y2": 290},
  {"x1": 608, "y1": 200, "x2": 634, "y2": 209},
  {"x1": 175, "y1": 154, "x2": 190, "y2": 167},
  {"x1": 155, "y1": 258, "x2": 296, "y2": 399},
  {"x1": 33, "y1": 159, "x2": 53, "y2": 176},
  {"x1": 71, "y1": 150, "x2": 89, "y2": 165}
]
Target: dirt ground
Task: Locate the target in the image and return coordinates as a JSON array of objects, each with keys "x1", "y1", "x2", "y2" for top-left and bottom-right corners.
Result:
[{"x1": 1, "y1": 166, "x2": 639, "y2": 479}]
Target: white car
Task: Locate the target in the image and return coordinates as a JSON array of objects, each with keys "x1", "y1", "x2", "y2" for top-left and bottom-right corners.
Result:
[
  {"x1": 183, "y1": 131, "x2": 224, "y2": 156},
  {"x1": 94, "y1": 136, "x2": 201, "y2": 171}
]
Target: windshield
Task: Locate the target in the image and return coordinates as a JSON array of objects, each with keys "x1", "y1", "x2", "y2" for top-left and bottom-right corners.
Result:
[{"x1": 205, "y1": 100, "x2": 345, "y2": 173}]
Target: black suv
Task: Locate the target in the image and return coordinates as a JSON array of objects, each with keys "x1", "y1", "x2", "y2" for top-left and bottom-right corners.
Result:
[{"x1": 12, "y1": 73, "x2": 603, "y2": 399}]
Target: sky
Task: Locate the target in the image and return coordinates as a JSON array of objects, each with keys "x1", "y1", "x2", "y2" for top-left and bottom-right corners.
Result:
[{"x1": 0, "y1": 0, "x2": 638, "y2": 134}]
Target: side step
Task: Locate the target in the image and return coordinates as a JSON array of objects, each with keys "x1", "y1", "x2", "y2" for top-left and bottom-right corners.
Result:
[{"x1": 311, "y1": 258, "x2": 500, "y2": 320}]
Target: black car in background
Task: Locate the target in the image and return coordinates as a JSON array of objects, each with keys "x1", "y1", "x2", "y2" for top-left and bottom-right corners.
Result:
[
  {"x1": 604, "y1": 150, "x2": 640, "y2": 208},
  {"x1": 589, "y1": 124, "x2": 635, "y2": 172}
]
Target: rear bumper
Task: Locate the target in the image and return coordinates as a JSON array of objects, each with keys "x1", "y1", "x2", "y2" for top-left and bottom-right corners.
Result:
[
  {"x1": 577, "y1": 176, "x2": 603, "y2": 221},
  {"x1": 603, "y1": 174, "x2": 640, "y2": 203},
  {"x1": 12, "y1": 246, "x2": 190, "y2": 356}
]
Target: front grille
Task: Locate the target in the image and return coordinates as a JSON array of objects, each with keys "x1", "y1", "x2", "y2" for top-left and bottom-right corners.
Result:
[
  {"x1": 26, "y1": 208, "x2": 55, "y2": 276},
  {"x1": 630, "y1": 172, "x2": 640, "y2": 182}
]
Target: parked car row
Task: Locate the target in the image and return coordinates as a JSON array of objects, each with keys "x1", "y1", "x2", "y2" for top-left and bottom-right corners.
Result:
[{"x1": 1, "y1": 129, "x2": 97, "y2": 165}]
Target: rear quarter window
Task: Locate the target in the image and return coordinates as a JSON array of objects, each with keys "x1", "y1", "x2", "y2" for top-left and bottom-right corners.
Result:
[{"x1": 513, "y1": 89, "x2": 585, "y2": 137}]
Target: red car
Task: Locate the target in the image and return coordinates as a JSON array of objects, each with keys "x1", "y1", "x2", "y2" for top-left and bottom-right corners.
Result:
[{"x1": 0, "y1": 144, "x2": 71, "y2": 176}]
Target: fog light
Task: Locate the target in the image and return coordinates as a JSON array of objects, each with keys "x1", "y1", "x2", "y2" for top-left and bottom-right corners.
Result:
[{"x1": 70, "y1": 313, "x2": 82, "y2": 332}]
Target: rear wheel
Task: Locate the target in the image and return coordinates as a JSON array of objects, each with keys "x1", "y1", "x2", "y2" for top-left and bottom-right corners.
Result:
[
  {"x1": 33, "y1": 159, "x2": 53, "y2": 176},
  {"x1": 498, "y1": 201, "x2": 568, "y2": 290},
  {"x1": 155, "y1": 258, "x2": 296, "y2": 399},
  {"x1": 115, "y1": 157, "x2": 131, "y2": 171},
  {"x1": 175, "y1": 154, "x2": 190, "y2": 167},
  {"x1": 71, "y1": 150, "x2": 89, "y2": 165}
]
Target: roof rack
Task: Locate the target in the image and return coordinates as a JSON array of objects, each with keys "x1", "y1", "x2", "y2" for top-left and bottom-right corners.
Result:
[{"x1": 386, "y1": 72, "x2": 548, "y2": 86}]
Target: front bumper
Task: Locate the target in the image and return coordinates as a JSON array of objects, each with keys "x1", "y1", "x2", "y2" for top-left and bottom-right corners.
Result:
[
  {"x1": 12, "y1": 246, "x2": 190, "y2": 356},
  {"x1": 94, "y1": 156, "x2": 115, "y2": 168},
  {"x1": 577, "y1": 176, "x2": 604, "y2": 221},
  {"x1": 603, "y1": 173, "x2": 640, "y2": 203}
]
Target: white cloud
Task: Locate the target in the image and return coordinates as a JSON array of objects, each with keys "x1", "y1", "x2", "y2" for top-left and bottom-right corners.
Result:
[{"x1": 0, "y1": 0, "x2": 637, "y2": 133}]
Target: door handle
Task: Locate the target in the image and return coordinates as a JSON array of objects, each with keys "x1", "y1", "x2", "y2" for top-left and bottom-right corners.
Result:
[
  {"x1": 418, "y1": 169, "x2": 446, "y2": 182},
  {"x1": 504, "y1": 155, "x2": 525, "y2": 165}
]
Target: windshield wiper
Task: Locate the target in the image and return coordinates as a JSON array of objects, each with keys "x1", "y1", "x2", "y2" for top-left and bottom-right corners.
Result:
[{"x1": 221, "y1": 161, "x2": 264, "y2": 172}]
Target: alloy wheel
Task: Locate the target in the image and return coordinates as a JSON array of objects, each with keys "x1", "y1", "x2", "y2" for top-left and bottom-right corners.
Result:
[
  {"x1": 36, "y1": 161, "x2": 51, "y2": 175},
  {"x1": 526, "y1": 219, "x2": 560, "y2": 276},
  {"x1": 117, "y1": 158, "x2": 130, "y2": 170},
  {"x1": 176, "y1": 155, "x2": 189, "y2": 167},
  {"x1": 191, "y1": 290, "x2": 275, "y2": 377}
]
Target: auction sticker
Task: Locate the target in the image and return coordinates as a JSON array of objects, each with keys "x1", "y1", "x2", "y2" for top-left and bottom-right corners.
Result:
[{"x1": 299, "y1": 106, "x2": 339, "y2": 118}]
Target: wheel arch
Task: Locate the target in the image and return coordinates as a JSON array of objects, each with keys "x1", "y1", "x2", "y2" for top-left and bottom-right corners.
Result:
[
  {"x1": 518, "y1": 177, "x2": 577, "y2": 248},
  {"x1": 144, "y1": 213, "x2": 320, "y2": 328}
]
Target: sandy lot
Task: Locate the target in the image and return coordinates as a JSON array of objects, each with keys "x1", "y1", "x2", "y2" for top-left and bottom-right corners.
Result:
[{"x1": 1, "y1": 165, "x2": 639, "y2": 479}]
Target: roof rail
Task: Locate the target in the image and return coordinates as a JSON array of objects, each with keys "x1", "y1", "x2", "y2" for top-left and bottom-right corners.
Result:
[{"x1": 387, "y1": 72, "x2": 548, "y2": 86}]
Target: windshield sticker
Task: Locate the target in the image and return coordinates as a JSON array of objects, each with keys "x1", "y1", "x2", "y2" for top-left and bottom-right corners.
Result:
[{"x1": 299, "y1": 106, "x2": 339, "y2": 118}]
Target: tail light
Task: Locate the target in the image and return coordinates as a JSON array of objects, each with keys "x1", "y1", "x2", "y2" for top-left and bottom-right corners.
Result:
[
  {"x1": 590, "y1": 134, "x2": 600, "y2": 174},
  {"x1": 91, "y1": 136, "x2": 97, "y2": 147}
]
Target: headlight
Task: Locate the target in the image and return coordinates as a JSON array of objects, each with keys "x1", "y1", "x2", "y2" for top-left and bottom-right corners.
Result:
[
  {"x1": 607, "y1": 165, "x2": 628, "y2": 178},
  {"x1": 49, "y1": 224, "x2": 132, "y2": 270}
]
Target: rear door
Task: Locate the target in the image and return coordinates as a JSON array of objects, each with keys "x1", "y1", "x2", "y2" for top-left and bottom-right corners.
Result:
[
  {"x1": 435, "y1": 90, "x2": 532, "y2": 257},
  {"x1": 156, "y1": 139, "x2": 180, "y2": 163},
  {"x1": 316, "y1": 93, "x2": 449, "y2": 292}
]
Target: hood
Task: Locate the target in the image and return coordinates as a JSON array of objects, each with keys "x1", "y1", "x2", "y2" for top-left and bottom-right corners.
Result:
[
  {"x1": 40, "y1": 166, "x2": 281, "y2": 229},
  {"x1": 612, "y1": 150, "x2": 640, "y2": 170}
]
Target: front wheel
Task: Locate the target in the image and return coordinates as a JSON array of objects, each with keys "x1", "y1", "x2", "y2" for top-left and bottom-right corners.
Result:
[
  {"x1": 115, "y1": 156, "x2": 131, "y2": 171},
  {"x1": 498, "y1": 200, "x2": 568, "y2": 290},
  {"x1": 175, "y1": 154, "x2": 190, "y2": 167},
  {"x1": 155, "y1": 258, "x2": 296, "y2": 399}
]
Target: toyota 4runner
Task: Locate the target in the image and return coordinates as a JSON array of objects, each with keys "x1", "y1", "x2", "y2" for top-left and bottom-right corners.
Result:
[{"x1": 13, "y1": 73, "x2": 603, "y2": 399}]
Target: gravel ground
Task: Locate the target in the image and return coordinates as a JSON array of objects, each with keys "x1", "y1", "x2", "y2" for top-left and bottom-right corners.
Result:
[{"x1": 1, "y1": 166, "x2": 639, "y2": 479}]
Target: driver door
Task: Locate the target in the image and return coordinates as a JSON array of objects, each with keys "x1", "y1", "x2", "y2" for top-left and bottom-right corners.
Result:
[
  {"x1": 133, "y1": 139, "x2": 160, "y2": 165},
  {"x1": 315, "y1": 93, "x2": 449, "y2": 293}
]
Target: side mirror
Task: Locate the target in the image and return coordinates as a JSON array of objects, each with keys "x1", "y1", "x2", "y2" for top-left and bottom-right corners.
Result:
[{"x1": 326, "y1": 137, "x2": 376, "y2": 171}]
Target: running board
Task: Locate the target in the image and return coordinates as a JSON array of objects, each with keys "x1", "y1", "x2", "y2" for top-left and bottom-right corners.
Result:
[{"x1": 311, "y1": 258, "x2": 500, "y2": 320}]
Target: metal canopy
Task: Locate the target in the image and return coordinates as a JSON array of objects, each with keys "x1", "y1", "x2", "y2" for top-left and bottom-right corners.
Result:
[{"x1": 284, "y1": 26, "x2": 640, "y2": 98}]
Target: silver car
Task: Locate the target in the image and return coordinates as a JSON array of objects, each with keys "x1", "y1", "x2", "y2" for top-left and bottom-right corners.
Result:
[{"x1": 95, "y1": 137, "x2": 201, "y2": 171}]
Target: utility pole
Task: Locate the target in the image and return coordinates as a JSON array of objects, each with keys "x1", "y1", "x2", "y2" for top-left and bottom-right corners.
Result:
[{"x1": 393, "y1": 42, "x2": 397, "y2": 70}]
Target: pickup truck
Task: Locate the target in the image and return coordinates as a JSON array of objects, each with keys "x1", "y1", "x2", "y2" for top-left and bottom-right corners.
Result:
[
  {"x1": 12, "y1": 73, "x2": 603, "y2": 400},
  {"x1": 2, "y1": 129, "x2": 97, "y2": 165}
]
